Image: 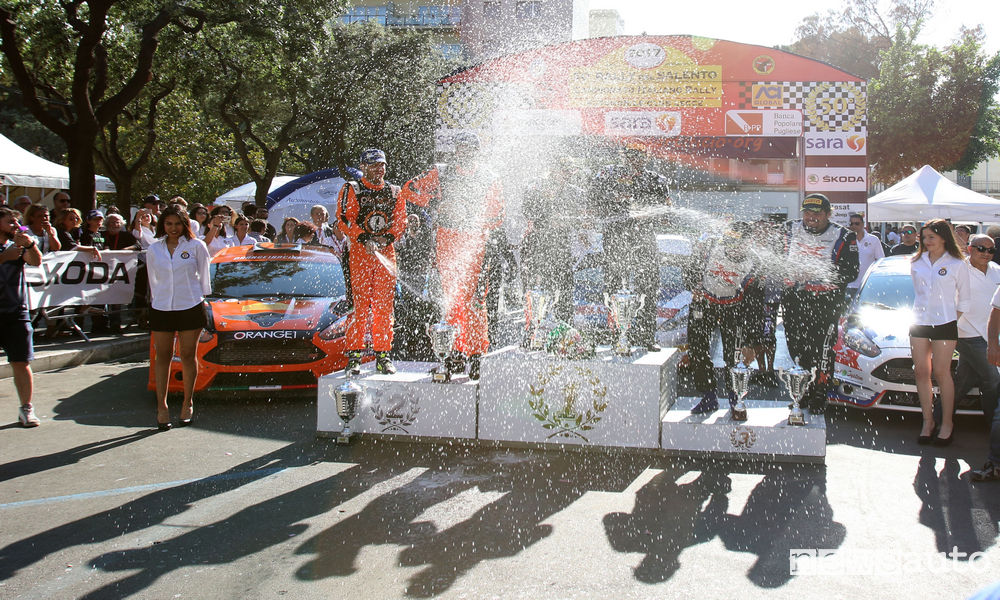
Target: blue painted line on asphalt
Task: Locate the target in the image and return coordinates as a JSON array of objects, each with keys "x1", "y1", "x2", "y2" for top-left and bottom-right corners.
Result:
[{"x1": 0, "y1": 467, "x2": 286, "y2": 510}]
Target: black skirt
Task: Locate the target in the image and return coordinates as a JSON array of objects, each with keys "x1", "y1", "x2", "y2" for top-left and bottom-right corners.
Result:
[
  {"x1": 909, "y1": 320, "x2": 958, "y2": 341},
  {"x1": 149, "y1": 304, "x2": 206, "y2": 332}
]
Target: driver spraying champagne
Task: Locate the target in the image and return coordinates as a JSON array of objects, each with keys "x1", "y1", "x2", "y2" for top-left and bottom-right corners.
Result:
[
  {"x1": 400, "y1": 132, "x2": 504, "y2": 380},
  {"x1": 782, "y1": 193, "x2": 859, "y2": 413},
  {"x1": 685, "y1": 222, "x2": 764, "y2": 414}
]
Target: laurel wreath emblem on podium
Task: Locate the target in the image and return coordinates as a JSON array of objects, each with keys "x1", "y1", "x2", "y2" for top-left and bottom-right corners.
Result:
[
  {"x1": 729, "y1": 426, "x2": 757, "y2": 451},
  {"x1": 371, "y1": 389, "x2": 421, "y2": 434},
  {"x1": 527, "y1": 365, "x2": 608, "y2": 442}
]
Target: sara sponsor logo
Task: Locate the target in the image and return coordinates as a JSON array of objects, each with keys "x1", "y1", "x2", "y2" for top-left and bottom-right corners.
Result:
[
  {"x1": 604, "y1": 111, "x2": 681, "y2": 136},
  {"x1": 804, "y1": 132, "x2": 867, "y2": 155},
  {"x1": 752, "y1": 84, "x2": 783, "y2": 107},
  {"x1": 230, "y1": 330, "x2": 302, "y2": 340},
  {"x1": 805, "y1": 168, "x2": 868, "y2": 191}
]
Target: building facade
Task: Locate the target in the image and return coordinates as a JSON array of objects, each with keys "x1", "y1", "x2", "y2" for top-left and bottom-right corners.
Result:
[{"x1": 341, "y1": 0, "x2": 464, "y2": 59}]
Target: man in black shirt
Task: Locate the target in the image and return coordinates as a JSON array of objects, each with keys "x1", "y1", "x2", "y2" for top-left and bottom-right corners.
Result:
[{"x1": 890, "y1": 224, "x2": 919, "y2": 255}]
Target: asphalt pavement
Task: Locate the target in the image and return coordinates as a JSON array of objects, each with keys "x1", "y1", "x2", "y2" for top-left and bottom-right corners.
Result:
[{"x1": 1, "y1": 343, "x2": 999, "y2": 599}]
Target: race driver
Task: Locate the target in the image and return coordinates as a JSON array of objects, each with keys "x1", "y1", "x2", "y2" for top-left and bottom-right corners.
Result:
[
  {"x1": 337, "y1": 148, "x2": 406, "y2": 375},
  {"x1": 782, "y1": 193, "x2": 859, "y2": 413},
  {"x1": 400, "y1": 132, "x2": 504, "y2": 380}
]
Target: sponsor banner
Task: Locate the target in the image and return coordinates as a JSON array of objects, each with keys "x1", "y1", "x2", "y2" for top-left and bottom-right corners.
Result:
[
  {"x1": 492, "y1": 109, "x2": 582, "y2": 136},
  {"x1": 220, "y1": 330, "x2": 314, "y2": 342},
  {"x1": 805, "y1": 167, "x2": 868, "y2": 192},
  {"x1": 751, "y1": 84, "x2": 784, "y2": 107},
  {"x1": 831, "y1": 203, "x2": 861, "y2": 226},
  {"x1": 724, "y1": 110, "x2": 803, "y2": 136},
  {"x1": 659, "y1": 136, "x2": 798, "y2": 159},
  {"x1": 603, "y1": 110, "x2": 681, "y2": 136},
  {"x1": 24, "y1": 251, "x2": 140, "y2": 308},
  {"x1": 804, "y1": 131, "x2": 867, "y2": 155}
]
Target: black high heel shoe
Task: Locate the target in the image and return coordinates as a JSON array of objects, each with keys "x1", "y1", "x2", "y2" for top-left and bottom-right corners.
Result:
[
  {"x1": 933, "y1": 429, "x2": 953, "y2": 446},
  {"x1": 157, "y1": 410, "x2": 172, "y2": 431},
  {"x1": 178, "y1": 404, "x2": 194, "y2": 427},
  {"x1": 917, "y1": 425, "x2": 938, "y2": 445}
]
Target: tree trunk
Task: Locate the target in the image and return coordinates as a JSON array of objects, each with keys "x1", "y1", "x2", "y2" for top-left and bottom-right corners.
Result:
[
  {"x1": 254, "y1": 175, "x2": 272, "y2": 208},
  {"x1": 66, "y1": 137, "x2": 98, "y2": 212},
  {"x1": 114, "y1": 177, "x2": 133, "y2": 217}
]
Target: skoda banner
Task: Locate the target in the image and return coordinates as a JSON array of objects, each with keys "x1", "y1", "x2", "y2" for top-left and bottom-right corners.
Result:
[{"x1": 24, "y1": 250, "x2": 141, "y2": 308}]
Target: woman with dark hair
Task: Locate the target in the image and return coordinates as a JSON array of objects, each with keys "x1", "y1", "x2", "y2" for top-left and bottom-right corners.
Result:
[
  {"x1": 203, "y1": 205, "x2": 234, "y2": 255},
  {"x1": 146, "y1": 206, "x2": 211, "y2": 430},
  {"x1": 910, "y1": 218, "x2": 971, "y2": 446},
  {"x1": 225, "y1": 215, "x2": 255, "y2": 246},
  {"x1": 189, "y1": 204, "x2": 210, "y2": 237},
  {"x1": 275, "y1": 217, "x2": 299, "y2": 244},
  {"x1": 293, "y1": 222, "x2": 318, "y2": 245},
  {"x1": 55, "y1": 208, "x2": 100, "y2": 258}
]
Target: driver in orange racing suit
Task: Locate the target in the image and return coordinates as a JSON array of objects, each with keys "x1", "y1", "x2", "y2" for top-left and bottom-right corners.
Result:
[
  {"x1": 400, "y1": 132, "x2": 503, "y2": 380},
  {"x1": 337, "y1": 148, "x2": 407, "y2": 375}
]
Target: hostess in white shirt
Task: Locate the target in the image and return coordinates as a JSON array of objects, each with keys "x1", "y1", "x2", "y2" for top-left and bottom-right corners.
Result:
[
  {"x1": 225, "y1": 233, "x2": 256, "y2": 247},
  {"x1": 146, "y1": 236, "x2": 212, "y2": 311},
  {"x1": 961, "y1": 261, "x2": 1000, "y2": 339},
  {"x1": 849, "y1": 232, "x2": 885, "y2": 289},
  {"x1": 910, "y1": 253, "x2": 971, "y2": 326}
]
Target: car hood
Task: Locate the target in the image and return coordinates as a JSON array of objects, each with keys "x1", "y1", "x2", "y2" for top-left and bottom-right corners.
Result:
[
  {"x1": 207, "y1": 298, "x2": 335, "y2": 331},
  {"x1": 849, "y1": 305, "x2": 914, "y2": 349}
]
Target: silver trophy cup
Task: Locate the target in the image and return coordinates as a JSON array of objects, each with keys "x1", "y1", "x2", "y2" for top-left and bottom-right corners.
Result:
[
  {"x1": 729, "y1": 351, "x2": 752, "y2": 422},
  {"x1": 604, "y1": 287, "x2": 646, "y2": 356},
  {"x1": 779, "y1": 366, "x2": 815, "y2": 426},
  {"x1": 426, "y1": 321, "x2": 458, "y2": 383},
  {"x1": 525, "y1": 288, "x2": 559, "y2": 351},
  {"x1": 335, "y1": 379, "x2": 365, "y2": 444}
]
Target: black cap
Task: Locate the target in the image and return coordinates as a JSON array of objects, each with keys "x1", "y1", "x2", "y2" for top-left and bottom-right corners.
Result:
[{"x1": 801, "y1": 193, "x2": 831, "y2": 212}]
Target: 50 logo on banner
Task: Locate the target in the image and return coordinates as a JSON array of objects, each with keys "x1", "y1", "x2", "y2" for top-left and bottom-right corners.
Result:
[{"x1": 24, "y1": 251, "x2": 140, "y2": 308}]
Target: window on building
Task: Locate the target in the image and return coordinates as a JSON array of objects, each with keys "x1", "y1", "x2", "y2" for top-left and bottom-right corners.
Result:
[
  {"x1": 341, "y1": 5, "x2": 388, "y2": 24},
  {"x1": 483, "y1": 1, "x2": 501, "y2": 19},
  {"x1": 436, "y1": 44, "x2": 463, "y2": 60},
  {"x1": 515, "y1": 1, "x2": 541, "y2": 19},
  {"x1": 418, "y1": 5, "x2": 462, "y2": 26}
]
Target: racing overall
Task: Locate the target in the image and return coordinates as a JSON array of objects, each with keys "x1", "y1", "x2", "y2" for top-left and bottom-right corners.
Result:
[
  {"x1": 337, "y1": 178, "x2": 406, "y2": 353},
  {"x1": 782, "y1": 220, "x2": 859, "y2": 408},
  {"x1": 685, "y1": 238, "x2": 762, "y2": 397},
  {"x1": 590, "y1": 165, "x2": 670, "y2": 348},
  {"x1": 401, "y1": 164, "x2": 504, "y2": 357}
]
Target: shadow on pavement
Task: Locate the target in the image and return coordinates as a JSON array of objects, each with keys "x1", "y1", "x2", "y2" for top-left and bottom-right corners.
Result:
[
  {"x1": 0, "y1": 431, "x2": 157, "y2": 484},
  {"x1": 914, "y1": 455, "x2": 1000, "y2": 557}
]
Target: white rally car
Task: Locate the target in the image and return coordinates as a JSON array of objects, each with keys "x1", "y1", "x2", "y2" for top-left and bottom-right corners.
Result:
[{"x1": 830, "y1": 255, "x2": 983, "y2": 414}]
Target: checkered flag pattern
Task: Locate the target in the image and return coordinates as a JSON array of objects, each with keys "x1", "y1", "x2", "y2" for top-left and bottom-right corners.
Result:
[
  {"x1": 736, "y1": 81, "x2": 867, "y2": 133},
  {"x1": 436, "y1": 81, "x2": 535, "y2": 131}
]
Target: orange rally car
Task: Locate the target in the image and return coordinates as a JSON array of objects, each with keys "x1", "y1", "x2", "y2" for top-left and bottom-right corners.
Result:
[{"x1": 148, "y1": 242, "x2": 354, "y2": 394}]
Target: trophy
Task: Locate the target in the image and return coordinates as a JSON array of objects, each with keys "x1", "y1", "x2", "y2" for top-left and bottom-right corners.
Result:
[
  {"x1": 728, "y1": 350, "x2": 752, "y2": 422},
  {"x1": 426, "y1": 320, "x2": 458, "y2": 383},
  {"x1": 779, "y1": 365, "x2": 815, "y2": 426},
  {"x1": 335, "y1": 379, "x2": 365, "y2": 444},
  {"x1": 525, "y1": 288, "x2": 559, "y2": 351},
  {"x1": 604, "y1": 285, "x2": 645, "y2": 356}
]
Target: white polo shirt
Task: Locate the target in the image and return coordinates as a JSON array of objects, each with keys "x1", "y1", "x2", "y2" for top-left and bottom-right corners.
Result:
[
  {"x1": 849, "y1": 232, "x2": 885, "y2": 288},
  {"x1": 959, "y1": 261, "x2": 1000, "y2": 338},
  {"x1": 910, "y1": 252, "x2": 971, "y2": 326},
  {"x1": 146, "y1": 237, "x2": 212, "y2": 311}
]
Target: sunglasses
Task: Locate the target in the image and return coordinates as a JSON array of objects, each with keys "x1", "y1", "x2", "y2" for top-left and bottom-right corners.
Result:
[
  {"x1": 902, "y1": 230, "x2": 916, "y2": 235},
  {"x1": 971, "y1": 244, "x2": 995, "y2": 253}
]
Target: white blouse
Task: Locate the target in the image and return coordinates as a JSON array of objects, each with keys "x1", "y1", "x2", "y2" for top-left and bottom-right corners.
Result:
[
  {"x1": 132, "y1": 227, "x2": 156, "y2": 250},
  {"x1": 910, "y1": 252, "x2": 971, "y2": 326},
  {"x1": 146, "y1": 237, "x2": 212, "y2": 311}
]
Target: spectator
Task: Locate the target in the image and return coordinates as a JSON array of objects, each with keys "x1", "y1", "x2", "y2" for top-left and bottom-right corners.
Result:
[
  {"x1": 225, "y1": 215, "x2": 255, "y2": 246},
  {"x1": 80, "y1": 210, "x2": 106, "y2": 249},
  {"x1": 142, "y1": 194, "x2": 164, "y2": 226},
  {"x1": 956, "y1": 234, "x2": 1000, "y2": 439},
  {"x1": 49, "y1": 191, "x2": 71, "y2": 222},
  {"x1": 208, "y1": 204, "x2": 235, "y2": 238},
  {"x1": 248, "y1": 219, "x2": 271, "y2": 242},
  {"x1": 103, "y1": 214, "x2": 139, "y2": 250},
  {"x1": 168, "y1": 196, "x2": 187, "y2": 210},
  {"x1": 954, "y1": 224, "x2": 972, "y2": 254},
  {"x1": 910, "y1": 219, "x2": 970, "y2": 446},
  {"x1": 13, "y1": 195, "x2": 32, "y2": 215},
  {"x1": 393, "y1": 212, "x2": 437, "y2": 360},
  {"x1": 847, "y1": 213, "x2": 884, "y2": 297},
  {"x1": 890, "y1": 224, "x2": 919, "y2": 255},
  {"x1": 274, "y1": 217, "x2": 299, "y2": 244},
  {"x1": 293, "y1": 222, "x2": 318, "y2": 244},
  {"x1": 241, "y1": 201, "x2": 257, "y2": 219},
  {"x1": 189, "y1": 204, "x2": 209, "y2": 237},
  {"x1": 255, "y1": 207, "x2": 277, "y2": 239},
  {"x1": 146, "y1": 206, "x2": 211, "y2": 430},
  {"x1": 23, "y1": 204, "x2": 61, "y2": 254},
  {"x1": 203, "y1": 208, "x2": 232, "y2": 255},
  {"x1": 886, "y1": 226, "x2": 901, "y2": 246},
  {"x1": 105, "y1": 205, "x2": 122, "y2": 217},
  {"x1": 130, "y1": 209, "x2": 156, "y2": 249},
  {"x1": 55, "y1": 209, "x2": 100, "y2": 258},
  {"x1": 0, "y1": 207, "x2": 43, "y2": 427},
  {"x1": 310, "y1": 205, "x2": 338, "y2": 246}
]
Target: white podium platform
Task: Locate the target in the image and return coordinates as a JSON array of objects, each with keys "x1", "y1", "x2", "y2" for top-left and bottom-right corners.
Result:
[
  {"x1": 661, "y1": 397, "x2": 826, "y2": 462},
  {"x1": 477, "y1": 346, "x2": 680, "y2": 449},
  {"x1": 317, "y1": 362, "x2": 478, "y2": 440}
]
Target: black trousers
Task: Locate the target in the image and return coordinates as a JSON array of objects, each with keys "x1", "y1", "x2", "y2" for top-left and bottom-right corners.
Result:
[
  {"x1": 521, "y1": 233, "x2": 574, "y2": 324},
  {"x1": 688, "y1": 300, "x2": 750, "y2": 395},
  {"x1": 603, "y1": 230, "x2": 658, "y2": 346},
  {"x1": 782, "y1": 288, "x2": 844, "y2": 404}
]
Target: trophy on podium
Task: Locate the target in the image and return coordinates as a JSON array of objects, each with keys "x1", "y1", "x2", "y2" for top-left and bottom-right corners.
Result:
[
  {"x1": 728, "y1": 350, "x2": 752, "y2": 422},
  {"x1": 525, "y1": 288, "x2": 559, "y2": 351},
  {"x1": 604, "y1": 285, "x2": 645, "y2": 356},
  {"x1": 779, "y1": 365, "x2": 815, "y2": 426},
  {"x1": 335, "y1": 378, "x2": 366, "y2": 444},
  {"x1": 426, "y1": 320, "x2": 459, "y2": 383}
]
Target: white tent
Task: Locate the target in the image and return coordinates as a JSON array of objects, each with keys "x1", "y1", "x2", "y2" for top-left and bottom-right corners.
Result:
[
  {"x1": 214, "y1": 176, "x2": 300, "y2": 209},
  {"x1": 0, "y1": 133, "x2": 115, "y2": 193},
  {"x1": 867, "y1": 165, "x2": 1000, "y2": 222}
]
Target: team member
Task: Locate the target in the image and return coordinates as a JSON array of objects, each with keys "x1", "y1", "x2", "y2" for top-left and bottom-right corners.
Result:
[
  {"x1": 910, "y1": 219, "x2": 970, "y2": 446},
  {"x1": 590, "y1": 144, "x2": 671, "y2": 351},
  {"x1": 686, "y1": 223, "x2": 763, "y2": 414},
  {"x1": 337, "y1": 149, "x2": 406, "y2": 375},
  {"x1": 847, "y1": 213, "x2": 883, "y2": 296},
  {"x1": 956, "y1": 234, "x2": 1000, "y2": 437},
  {"x1": 890, "y1": 225, "x2": 919, "y2": 255},
  {"x1": 978, "y1": 289, "x2": 1000, "y2": 481},
  {"x1": 401, "y1": 133, "x2": 504, "y2": 380},
  {"x1": 146, "y1": 207, "x2": 212, "y2": 430},
  {"x1": 781, "y1": 193, "x2": 859, "y2": 413},
  {"x1": 0, "y1": 208, "x2": 43, "y2": 427}
]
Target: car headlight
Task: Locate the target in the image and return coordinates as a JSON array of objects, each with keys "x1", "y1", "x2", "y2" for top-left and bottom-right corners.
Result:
[
  {"x1": 318, "y1": 315, "x2": 349, "y2": 341},
  {"x1": 844, "y1": 327, "x2": 881, "y2": 358}
]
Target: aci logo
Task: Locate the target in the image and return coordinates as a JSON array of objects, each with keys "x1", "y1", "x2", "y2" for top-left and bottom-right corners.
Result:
[{"x1": 752, "y1": 84, "x2": 783, "y2": 107}]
